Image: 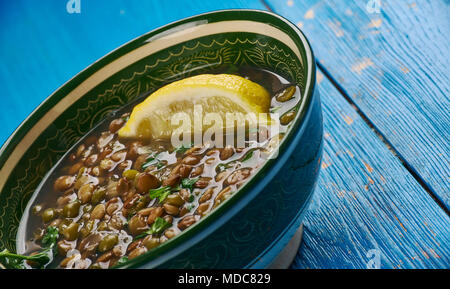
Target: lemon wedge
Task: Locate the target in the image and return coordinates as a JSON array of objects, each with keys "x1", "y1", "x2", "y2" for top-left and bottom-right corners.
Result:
[{"x1": 118, "y1": 74, "x2": 271, "y2": 140}]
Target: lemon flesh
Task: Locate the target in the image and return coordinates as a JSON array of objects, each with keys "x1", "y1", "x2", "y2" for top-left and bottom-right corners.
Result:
[{"x1": 118, "y1": 74, "x2": 271, "y2": 140}]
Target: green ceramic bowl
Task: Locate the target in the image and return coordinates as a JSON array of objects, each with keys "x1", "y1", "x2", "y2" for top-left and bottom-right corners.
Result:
[{"x1": 0, "y1": 9, "x2": 322, "y2": 268}]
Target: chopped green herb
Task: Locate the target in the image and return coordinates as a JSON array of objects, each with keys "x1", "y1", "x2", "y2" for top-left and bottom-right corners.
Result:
[
  {"x1": 149, "y1": 186, "x2": 172, "y2": 203},
  {"x1": 241, "y1": 149, "x2": 255, "y2": 162},
  {"x1": 181, "y1": 178, "x2": 198, "y2": 191},
  {"x1": 134, "y1": 217, "x2": 171, "y2": 240},
  {"x1": 188, "y1": 194, "x2": 195, "y2": 202},
  {"x1": 149, "y1": 217, "x2": 171, "y2": 235},
  {"x1": 116, "y1": 256, "x2": 129, "y2": 266},
  {"x1": 173, "y1": 143, "x2": 192, "y2": 155},
  {"x1": 41, "y1": 226, "x2": 59, "y2": 248},
  {"x1": 141, "y1": 152, "x2": 165, "y2": 170},
  {"x1": 0, "y1": 226, "x2": 59, "y2": 269},
  {"x1": 216, "y1": 160, "x2": 237, "y2": 173},
  {"x1": 155, "y1": 161, "x2": 165, "y2": 169},
  {"x1": 215, "y1": 149, "x2": 255, "y2": 173},
  {"x1": 141, "y1": 157, "x2": 155, "y2": 169},
  {"x1": 0, "y1": 249, "x2": 53, "y2": 269},
  {"x1": 216, "y1": 163, "x2": 228, "y2": 173}
]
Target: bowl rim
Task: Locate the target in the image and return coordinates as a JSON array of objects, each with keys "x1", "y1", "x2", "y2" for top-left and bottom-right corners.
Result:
[{"x1": 0, "y1": 8, "x2": 317, "y2": 268}]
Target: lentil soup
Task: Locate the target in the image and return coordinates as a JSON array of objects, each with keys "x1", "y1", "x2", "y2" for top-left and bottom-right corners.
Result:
[{"x1": 5, "y1": 66, "x2": 301, "y2": 269}]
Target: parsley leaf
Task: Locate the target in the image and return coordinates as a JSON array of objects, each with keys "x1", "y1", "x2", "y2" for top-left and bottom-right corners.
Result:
[
  {"x1": 142, "y1": 152, "x2": 164, "y2": 170},
  {"x1": 181, "y1": 178, "x2": 198, "y2": 191},
  {"x1": 0, "y1": 226, "x2": 59, "y2": 269},
  {"x1": 0, "y1": 249, "x2": 54, "y2": 269},
  {"x1": 241, "y1": 149, "x2": 255, "y2": 162},
  {"x1": 116, "y1": 256, "x2": 129, "y2": 266},
  {"x1": 141, "y1": 156, "x2": 155, "y2": 169},
  {"x1": 149, "y1": 217, "x2": 171, "y2": 235},
  {"x1": 173, "y1": 143, "x2": 192, "y2": 155},
  {"x1": 134, "y1": 217, "x2": 171, "y2": 240},
  {"x1": 215, "y1": 149, "x2": 256, "y2": 173},
  {"x1": 149, "y1": 186, "x2": 172, "y2": 203},
  {"x1": 215, "y1": 163, "x2": 230, "y2": 173},
  {"x1": 41, "y1": 226, "x2": 59, "y2": 248}
]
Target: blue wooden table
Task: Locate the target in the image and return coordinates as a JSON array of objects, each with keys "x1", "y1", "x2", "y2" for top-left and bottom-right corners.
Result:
[{"x1": 0, "y1": 0, "x2": 448, "y2": 268}]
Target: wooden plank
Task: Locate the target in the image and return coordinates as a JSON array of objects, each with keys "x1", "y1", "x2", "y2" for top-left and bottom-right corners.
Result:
[
  {"x1": 0, "y1": 0, "x2": 267, "y2": 146},
  {"x1": 291, "y1": 72, "x2": 449, "y2": 268},
  {"x1": 264, "y1": 0, "x2": 450, "y2": 207}
]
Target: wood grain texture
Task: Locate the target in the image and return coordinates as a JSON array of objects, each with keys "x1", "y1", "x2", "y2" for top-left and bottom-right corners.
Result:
[
  {"x1": 0, "y1": 0, "x2": 449, "y2": 269},
  {"x1": 292, "y1": 72, "x2": 449, "y2": 268},
  {"x1": 264, "y1": 0, "x2": 450, "y2": 207}
]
